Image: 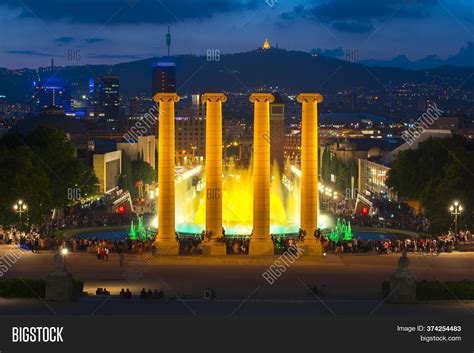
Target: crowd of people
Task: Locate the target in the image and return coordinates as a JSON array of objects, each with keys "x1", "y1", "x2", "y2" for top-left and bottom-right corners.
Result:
[
  {"x1": 38, "y1": 190, "x2": 132, "y2": 235},
  {"x1": 1, "y1": 192, "x2": 471, "y2": 259},
  {"x1": 322, "y1": 229, "x2": 472, "y2": 255},
  {"x1": 328, "y1": 198, "x2": 429, "y2": 232},
  {"x1": 0, "y1": 228, "x2": 63, "y2": 252}
]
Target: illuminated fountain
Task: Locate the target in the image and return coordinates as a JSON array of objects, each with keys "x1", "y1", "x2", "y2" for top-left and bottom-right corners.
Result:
[
  {"x1": 152, "y1": 92, "x2": 325, "y2": 256},
  {"x1": 327, "y1": 218, "x2": 353, "y2": 242},
  {"x1": 129, "y1": 216, "x2": 153, "y2": 241},
  {"x1": 181, "y1": 160, "x2": 302, "y2": 235}
]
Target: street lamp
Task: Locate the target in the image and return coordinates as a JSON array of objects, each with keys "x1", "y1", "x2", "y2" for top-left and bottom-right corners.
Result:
[
  {"x1": 61, "y1": 248, "x2": 68, "y2": 270},
  {"x1": 449, "y1": 201, "x2": 463, "y2": 235},
  {"x1": 13, "y1": 200, "x2": 27, "y2": 222}
]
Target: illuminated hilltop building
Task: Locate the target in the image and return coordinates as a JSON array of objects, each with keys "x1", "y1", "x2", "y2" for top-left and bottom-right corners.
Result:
[{"x1": 263, "y1": 38, "x2": 271, "y2": 50}]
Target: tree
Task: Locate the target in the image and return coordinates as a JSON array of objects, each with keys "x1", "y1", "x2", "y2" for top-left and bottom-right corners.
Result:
[
  {"x1": 0, "y1": 126, "x2": 98, "y2": 226},
  {"x1": 387, "y1": 136, "x2": 474, "y2": 232},
  {"x1": 131, "y1": 160, "x2": 155, "y2": 185},
  {"x1": 24, "y1": 126, "x2": 98, "y2": 208},
  {"x1": 321, "y1": 148, "x2": 331, "y2": 183},
  {"x1": 0, "y1": 145, "x2": 52, "y2": 225},
  {"x1": 119, "y1": 154, "x2": 136, "y2": 199}
]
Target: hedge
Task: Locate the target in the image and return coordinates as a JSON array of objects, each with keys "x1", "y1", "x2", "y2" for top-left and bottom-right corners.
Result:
[
  {"x1": 382, "y1": 280, "x2": 474, "y2": 300},
  {"x1": 416, "y1": 280, "x2": 474, "y2": 300}
]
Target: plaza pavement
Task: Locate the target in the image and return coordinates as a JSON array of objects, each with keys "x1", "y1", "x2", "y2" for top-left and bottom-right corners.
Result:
[{"x1": 1, "y1": 245, "x2": 473, "y2": 305}]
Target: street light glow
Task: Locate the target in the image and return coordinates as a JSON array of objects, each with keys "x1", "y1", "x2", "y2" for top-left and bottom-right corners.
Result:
[{"x1": 61, "y1": 248, "x2": 68, "y2": 255}]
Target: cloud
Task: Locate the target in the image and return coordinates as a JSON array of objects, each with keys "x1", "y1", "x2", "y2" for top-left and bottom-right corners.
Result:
[
  {"x1": 85, "y1": 37, "x2": 105, "y2": 44},
  {"x1": 6, "y1": 50, "x2": 53, "y2": 57},
  {"x1": 279, "y1": 0, "x2": 437, "y2": 33},
  {"x1": 87, "y1": 53, "x2": 144, "y2": 59},
  {"x1": 332, "y1": 21, "x2": 374, "y2": 33},
  {"x1": 4, "y1": 0, "x2": 259, "y2": 24},
  {"x1": 55, "y1": 36, "x2": 74, "y2": 45}
]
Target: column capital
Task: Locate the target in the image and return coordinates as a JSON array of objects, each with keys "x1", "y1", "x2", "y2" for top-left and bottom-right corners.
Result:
[
  {"x1": 153, "y1": 92, "x2": 180, "y2": 103},
  {"x1": 249, "y1": 93, "x2": 274, "y2": 104},
  {"x1": 297, "y1": 93, "x2": 323, "y2": 104},
  {"x1": 202, "y1": 93, "x2": 227, "y2": 103}
]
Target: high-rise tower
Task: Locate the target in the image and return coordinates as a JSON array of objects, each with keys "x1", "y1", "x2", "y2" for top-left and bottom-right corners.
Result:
[
  {"x1": 166, "y1": 25, "x2": 171, "y2": 56},
  {"x1": 152, "y1": 26, "x2": 176, "y2": 95}
]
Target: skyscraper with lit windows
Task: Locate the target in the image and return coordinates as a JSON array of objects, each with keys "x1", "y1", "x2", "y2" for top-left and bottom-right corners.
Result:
[{"x1": 88, "y1": 76, "x2": 120, "y2": 123}]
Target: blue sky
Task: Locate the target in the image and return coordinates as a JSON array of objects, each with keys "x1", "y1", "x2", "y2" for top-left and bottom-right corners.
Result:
[{"x1": 0, "y1": 0, "x2": 472, "y2": 69}]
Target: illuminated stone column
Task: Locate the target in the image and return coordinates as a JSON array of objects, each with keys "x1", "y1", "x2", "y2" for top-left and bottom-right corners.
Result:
[
  {"x1": 298, "y1": 93, "x2": 323, "y2": 255},
  {"x1": 154, "y1": 93, "x2": 180, "y2": 255},
  {"x1": 202, "y1": 93, "x2": 227, "y2": 255},
  {"x1": 249, "y1": 93, "x2": 275, "y2": 256}
]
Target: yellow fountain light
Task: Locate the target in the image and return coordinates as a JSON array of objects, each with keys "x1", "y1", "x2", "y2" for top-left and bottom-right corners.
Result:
[{"x1": 290, "y1": 165, "x2": 301, "y2": 177}]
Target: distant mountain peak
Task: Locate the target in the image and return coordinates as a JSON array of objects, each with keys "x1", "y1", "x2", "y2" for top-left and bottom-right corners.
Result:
[{"x1": 360, "y1": 42, "x2": 473, "y2": 70}]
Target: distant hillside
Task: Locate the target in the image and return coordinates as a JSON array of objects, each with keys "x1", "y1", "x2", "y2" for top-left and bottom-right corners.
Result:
[
  {"x1": 1, "y1": 48, "x2": 474, "y2": 102},
  {"x1": 361, "y1": 42, "x2": 474, "y2": 70}
]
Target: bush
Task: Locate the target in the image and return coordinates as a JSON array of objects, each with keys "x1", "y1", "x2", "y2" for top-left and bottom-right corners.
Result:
[
  {"x1": 0, "y1": 278, "x2": 84, "y2": 298},
  {"x1": 416, "y1": 280, "x2": 474, "y2": 300},
  {"x1": 0, "y1": 278, "x2": 46, "y2": 298}
]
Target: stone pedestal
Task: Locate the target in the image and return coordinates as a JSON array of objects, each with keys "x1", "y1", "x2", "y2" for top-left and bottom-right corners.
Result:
[
  {"x1": 249, "y1": 238, "x2": 275, "y2": 256},
  {"x1": 201, "y1": 239, "x2": 227, "y2": 256},
  {"x1": 156, "y1": 239, "x2": 179, "y2": 256},
  {"x1": 388, "y1": 253, "x2": 416, "y2": 303},
  {"x1": 45, "y1": 270, "x2": 73, "y2": 302},
  {"x1": 299, "y1": 236, "x2": 323, "y2": 256}
]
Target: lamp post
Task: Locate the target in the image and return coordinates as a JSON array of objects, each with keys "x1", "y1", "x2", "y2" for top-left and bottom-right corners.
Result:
[
  {"x1": 61, "y1": 248, "x2": 68, "y2": 271},
  {"x1": 449, "y1": 201, "x2": 463, "y2": 235},
  {"x1": 13, "y1": 200, "x2": 27, "y2": 222}
]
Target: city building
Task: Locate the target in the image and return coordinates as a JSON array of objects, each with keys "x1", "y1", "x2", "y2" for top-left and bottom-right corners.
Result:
[
  {"x1": 32, "y1": 58, "x2": 73, "y2": 116},
  {"x1": 152, "y1": 62, "x2": 176, "y2": 95},
  {"x1": 88, "y1": 76, "x2": 120, "y2": 123},
  {"x1": 175, "y1": 115, "x2": 205, "y2": 164},
  {"x1": 357, "y1": 158, "x2": 396, "y2": 200},
  {"x1": 324, "y1": 137, "x2": 404, "y2": 163},
  {"x1": 93, "y1": 150, "x2": 122, "y2": 193},
  {"x1": 117, "y1": 135, "x2": 156, "y2": 168},
  {"x1": 33, "y1": 80, "x2": 72, "y2": 115},
  {"x1": 270, "y1": 92, "x2": 285, "y2": 172},
  {"x1": 284, "y1": 129, "x2": 301, "y2": 164}
]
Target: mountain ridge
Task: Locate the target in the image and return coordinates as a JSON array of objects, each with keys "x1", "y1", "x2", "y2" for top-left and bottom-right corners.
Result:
[{"x1": 1, "y1": 48, "x2": 473, "y2": 102}]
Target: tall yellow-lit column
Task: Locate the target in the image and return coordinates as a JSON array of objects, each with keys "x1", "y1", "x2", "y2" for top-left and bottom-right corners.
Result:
[
  {"x1": 250, "y1": 93, "x2": 275, "y2": 256},
  {"x1": 154, "y1": 92, "x2": 180, "y2": 255},
  {"x1": 298, "y1": 93, "x2": 323, "y2": 255},
  {"x1": 202, "y1": 93, "x2": 227, "y2": 255}
]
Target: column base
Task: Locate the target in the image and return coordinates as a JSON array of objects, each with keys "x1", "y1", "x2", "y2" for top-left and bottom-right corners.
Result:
[
  {"x1": 45, "y1": 270, "x2": 73, "y2": 302},
  {"x1": 249, "y1": 238, "x2": 275, "y2": 256},
  {"x1": 299, "y1": 236, "x2": 323, "y2": 256},
  {"x1": 201, "y1": 239, "x2": 227, "y2": 256},
  {"x1": 156, "y1": 239, "x2": 179, "y2": 256}
]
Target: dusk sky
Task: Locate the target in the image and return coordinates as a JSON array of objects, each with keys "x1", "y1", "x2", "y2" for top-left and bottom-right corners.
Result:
[{"x1": 0, "y1": 0, "x2": 473, "y2": 69}]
